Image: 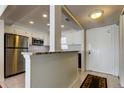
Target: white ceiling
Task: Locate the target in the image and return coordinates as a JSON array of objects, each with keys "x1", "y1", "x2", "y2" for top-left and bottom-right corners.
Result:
[
  {"x1": 1, "y1": 5, "x2": 49, "y2": 31},
  {"x1": 1, "y1": 5, "x2": 123, "y2": 31},
  {"x1": 67, "y1": 5, "x2": 124, "y2": 29},
  {"x1": 1, "y1": 5, "x2": 80, "y2": 32}
]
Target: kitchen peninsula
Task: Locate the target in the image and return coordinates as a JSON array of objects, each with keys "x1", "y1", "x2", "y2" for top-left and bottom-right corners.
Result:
[{"x1": 22, "y1": 51, "x2": 78, "y2": 88}]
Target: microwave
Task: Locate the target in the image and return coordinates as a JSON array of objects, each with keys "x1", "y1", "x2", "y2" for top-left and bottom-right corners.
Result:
[{"x1": 32, "y1": 38, "x2": 44, "y2": 46}]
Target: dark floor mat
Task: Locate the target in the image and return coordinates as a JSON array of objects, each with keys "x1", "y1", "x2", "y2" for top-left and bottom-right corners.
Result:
[{"x1": 80, "y1": 74, "x2": 107, "y2": 88}]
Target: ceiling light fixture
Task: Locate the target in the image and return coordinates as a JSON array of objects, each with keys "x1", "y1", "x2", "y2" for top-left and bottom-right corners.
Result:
[
  {"x1": 61, "y1": 25, "x2": 64, "y2": 28},
  {"x1": 46, "y1": 24, "x2": 64, "y2": 28},
  {"x1": 29, "y1": 21, "x2": 34, "y2": 24},
  {"x1": 42, "y1": 14, "x2": 48, "y2": 18},
  {"x1": 89, "y1": 9, "x2": 104, "y2": 19},
  {"x1": 47, "y1": 23, "x2": 50, "y2": 26}
]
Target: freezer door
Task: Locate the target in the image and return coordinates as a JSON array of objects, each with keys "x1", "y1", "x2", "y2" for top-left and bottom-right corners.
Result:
[
  {"x1": 20, "y1": 36, "x2": 28, "y2": 48},
  {"x1": 5, "y1": 34, "x2": 15, "y2": 48},
  {"x1": 5, "y1": 33, "x2": 28, "y2": 48},
  {"x1": 5, "y1": 48, "x2": 28, "y2": 77}
]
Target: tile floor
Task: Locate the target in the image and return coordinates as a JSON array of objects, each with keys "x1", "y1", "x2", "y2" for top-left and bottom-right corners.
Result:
[
  {"x1": 4, "y1": 73, "x2": 25, "y2": 88},
  {"x1": 71, "y1": 70, "x2": 121, "y2": 88},
  {"x1": 2, "y1": 70, "x2": 121, "y2": 88}
]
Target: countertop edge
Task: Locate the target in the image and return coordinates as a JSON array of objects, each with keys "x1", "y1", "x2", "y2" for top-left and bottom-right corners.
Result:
[{"x1": 22, "y1": 51, "x2": 79, "y2": 55}]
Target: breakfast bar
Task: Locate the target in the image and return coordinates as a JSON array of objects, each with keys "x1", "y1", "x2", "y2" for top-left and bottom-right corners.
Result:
[{"x1": 22, "y1": 51, "x2": 78, "y2": 88}]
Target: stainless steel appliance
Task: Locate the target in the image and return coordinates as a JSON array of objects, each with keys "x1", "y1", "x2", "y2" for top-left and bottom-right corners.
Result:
[
  {"x1": 4, "y1": 33, "x2": 28, "y2": 78},
  {"x1": 32, "y1": 38, "x2": 44, "y2": 46}
]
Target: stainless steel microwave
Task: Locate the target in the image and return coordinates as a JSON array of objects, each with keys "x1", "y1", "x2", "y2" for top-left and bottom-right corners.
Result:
[{"x1": 32, "y1": 38, "x2": 44, "y2": 46}]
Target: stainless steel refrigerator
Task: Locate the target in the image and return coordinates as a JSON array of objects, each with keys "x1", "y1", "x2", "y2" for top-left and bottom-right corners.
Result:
[{"x1": 4, "y1": 33, "x2": 28, "y2": 78}]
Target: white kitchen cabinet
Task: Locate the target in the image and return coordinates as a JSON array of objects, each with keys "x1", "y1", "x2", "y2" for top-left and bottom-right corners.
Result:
[
  {"x1": 4, "y1": 24, "x2": 49, "y2": 46},
  {"x1": 4, "y1": 25, "x2": 14, "y2": 34},
  {"x1": 62, "y1": 30, "x2": 82, "y2": 45}
]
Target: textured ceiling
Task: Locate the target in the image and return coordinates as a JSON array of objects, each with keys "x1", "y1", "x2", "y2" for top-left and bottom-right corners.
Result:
[{"x1": 67, "y1": 5, "x2": 124, "y2": 29}]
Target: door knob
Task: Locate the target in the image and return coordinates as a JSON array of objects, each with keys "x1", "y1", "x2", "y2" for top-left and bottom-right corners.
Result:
[{"x1": 88, "y1": 50, "x2": 91, "y2": 54}]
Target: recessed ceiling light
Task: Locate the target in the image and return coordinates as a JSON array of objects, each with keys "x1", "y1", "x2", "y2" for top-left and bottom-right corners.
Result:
[
  {"x1": 89, "y1": 9, "x2": 103, "y2": 19},
  {"x1": 61, "y1": 25, "x2": 64, "y2": 28},
  {"x1": 42, "y1": 14, "x2": 48, "y2": 18},
  {"x1": 29, "y1": 21, "x2": 34, "y2": 24},
  {"x1": 46, "y1": 24, "x2": 64, "y2": 28},
  {"x1": 47, "y1": 23, "x2": 50, "y2": 26}
]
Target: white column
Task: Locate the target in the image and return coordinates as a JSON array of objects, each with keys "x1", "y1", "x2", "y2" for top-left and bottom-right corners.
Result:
[
  {"x1": 119, "y1": 15, "x2": 124, "y2": 87},
  {"x1": 0, "y1": 20, "x2": 4, "y2": 83},
  {"x1": 49, "y1": 5, "x2": 62, "y2": 52},
  {"x1": 22, "y1": 52, "x2": 32, "y2": 88}
]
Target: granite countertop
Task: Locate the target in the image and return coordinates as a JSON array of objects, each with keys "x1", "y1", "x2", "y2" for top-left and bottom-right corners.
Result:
[
  {"x1": 35, "y1": 51, "x2": 78, "y2": 55},
  {"x1": 22, "y1": 51, "x2": 78, "y2": 55}
]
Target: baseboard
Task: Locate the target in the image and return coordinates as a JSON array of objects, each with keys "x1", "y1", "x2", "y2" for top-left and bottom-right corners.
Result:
[
  {"x1": 68, "y1": 74, "x2": 79, "y2": 88},
  {"x1": 87, "y1": 70, "x2": 118, "y2": 77}
]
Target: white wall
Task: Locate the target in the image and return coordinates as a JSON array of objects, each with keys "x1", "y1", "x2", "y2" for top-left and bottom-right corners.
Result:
[
  {"x1": 4, "y1": 24, "x2": 49, "y2": 46},
  {"x1": 86, "y1": 24, "x2": 119, "y2": 76},
  {"x1": 112, "y1": 25, "x2": 119, "y2": 76},
  {"x1": 62, "y1": 30, "x2": 84, "y2": 51},
  {"x1": 0, "y1": 20, "x2": 4, "y2": 83},
  {"x1": 62, "y1": 29, "x2": 85, "y2": 71},
  {"x1": 62, "y1": 30, "x2": 83, "y2": 45},
  {"x1": 119, "y1": 15, "x2": 124, "y2": 87},
  {"x1": 0, "y1": 5, "x2": 7, "y2": 16}
]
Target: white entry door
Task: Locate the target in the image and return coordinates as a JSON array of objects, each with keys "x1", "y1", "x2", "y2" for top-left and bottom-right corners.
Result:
[{"x1": 86, "y1": 25, "x2": 119, "y2": 75}]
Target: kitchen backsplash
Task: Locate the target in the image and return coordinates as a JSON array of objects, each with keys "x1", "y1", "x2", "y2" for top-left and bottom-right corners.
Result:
[{"x1": 29, "y1": 45, "x2": 49, "y2": 52}]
